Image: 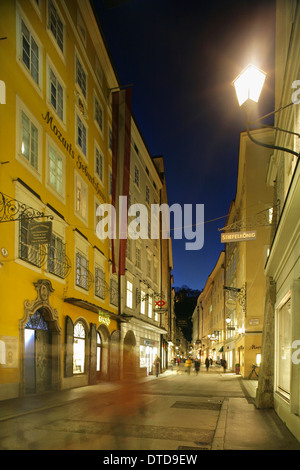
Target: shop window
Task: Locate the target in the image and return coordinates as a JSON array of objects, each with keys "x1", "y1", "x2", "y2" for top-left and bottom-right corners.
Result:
[
  {"x1": 96, "y1": 332, "x2": 101, "y2": 372},
  {"x1": 73, "y1": 321, "x2": 86, "y2": 374},
  {"x1": 276, "y1": 297, "x2": 291, "y2": 398}
]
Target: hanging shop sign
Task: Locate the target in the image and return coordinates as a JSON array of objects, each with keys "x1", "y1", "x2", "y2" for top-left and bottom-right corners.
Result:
[
  {"x1": 27, "y1": 221, "x2": 52, "y2": 245},
  {"x1": 221, "y1": 231, "x2": 256, "y2": 243}
]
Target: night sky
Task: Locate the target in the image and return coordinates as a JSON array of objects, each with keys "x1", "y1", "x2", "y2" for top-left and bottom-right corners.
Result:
[{"x1": 93, "y1": 0, "x2": 276, "y2": 290}]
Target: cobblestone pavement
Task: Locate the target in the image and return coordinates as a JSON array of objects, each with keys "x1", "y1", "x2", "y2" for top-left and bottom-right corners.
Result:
[{"x1": 0, "y1": 368, "x2": 299, "y2": 451}]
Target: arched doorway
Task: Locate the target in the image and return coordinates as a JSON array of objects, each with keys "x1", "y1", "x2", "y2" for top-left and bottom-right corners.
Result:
[
  {"x1": 24, "y1": 309, "x2": 52, "y2": 394},
  {"x1": 123, "y1": 330, "x2": 136, "y2": 379},
  {"x1": 96, "y1": 325, "x2": 110, "y2": 381},
  {"x1": 20, "y1": 280, "x2": 61, "y2": 396},
  {"x1": 110, "y1": 330, "x2": 121, "y2": 381}
]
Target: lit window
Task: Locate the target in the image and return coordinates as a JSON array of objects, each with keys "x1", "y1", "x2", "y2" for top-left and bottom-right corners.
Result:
[
  {"x1": 148, "y1": 295, "x2": 153, "y2": 318},
  {"x1": 75, "y1": 174, "x2": 88, "y2": 221},
  {"x1": 96, "y1": 332, "x2": 101, "y2": 372},
  {"x1": 21, "y1": 111, "x2": 38, "y2": 170},
  {"x1": 73, "y1": 322, "x2": 85, "y2": 374},
  {"x1": 49, "y1": 145, "x2": 63, "y2": 195},
  {"x1": 126, "y1": 280, "x2": 133, "y2": 309}
]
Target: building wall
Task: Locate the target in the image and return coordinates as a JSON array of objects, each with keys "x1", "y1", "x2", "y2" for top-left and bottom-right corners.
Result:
[
  {"x1": 260, "y1": 0, "x2": 300, "y2": 441},
  {"x1": 0, "y1": 0, "x2": 173, "y2": 398}
]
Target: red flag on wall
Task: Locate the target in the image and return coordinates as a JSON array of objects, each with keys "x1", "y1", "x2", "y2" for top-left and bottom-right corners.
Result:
[{"x1": 111, "y1": 88, "x2": 132, "y2": 276}]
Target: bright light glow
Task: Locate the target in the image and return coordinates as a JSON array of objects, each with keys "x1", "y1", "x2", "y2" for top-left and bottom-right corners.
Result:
[{"x1": 233, "y1": 64, "x2": 266, "y2": 106}]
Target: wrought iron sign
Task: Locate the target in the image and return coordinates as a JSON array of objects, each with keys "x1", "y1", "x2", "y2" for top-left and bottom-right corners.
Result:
[
  {"x1": 223, "y1": 283, "x2": 247, "y2": 315},
  {"x1": 0, "y1": 192, "x2": 53, "y2": 223}
]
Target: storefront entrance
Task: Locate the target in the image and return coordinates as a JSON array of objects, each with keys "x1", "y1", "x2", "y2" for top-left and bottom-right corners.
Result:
[
  {"x1": 20, "y1": 279, "x2": 62, "y2": 397},
  {"x1": 24, "y1": 313, "x2": 52, "y2": 394}
]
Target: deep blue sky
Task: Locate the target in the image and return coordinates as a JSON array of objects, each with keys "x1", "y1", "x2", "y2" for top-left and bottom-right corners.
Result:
[{"x1": 93, "y1": 0, "x2": 275, "y2": 290}]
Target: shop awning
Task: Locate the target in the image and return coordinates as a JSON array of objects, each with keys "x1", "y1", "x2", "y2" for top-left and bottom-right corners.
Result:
[{"x1": 121, "y1": 313, "x2": 168, "y2": 335}]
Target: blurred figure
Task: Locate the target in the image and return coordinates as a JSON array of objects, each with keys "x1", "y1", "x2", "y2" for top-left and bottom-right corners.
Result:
[
  {"x1": 205, "y1": 357, "x2": 210, "y2": 372},
  {"x1": 194, "y1": 359, "x2": 200, "y2": 375},
  {"x1": 153, "y1": 354, "x2": 160, "y2": 377},
  {"x1": 185, "y1": 357, "x2": 192, "y2": 375}
]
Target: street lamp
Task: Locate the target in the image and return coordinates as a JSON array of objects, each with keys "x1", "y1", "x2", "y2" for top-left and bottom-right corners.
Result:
[
  {"x1": 233, "y1": 64, "x2": 266, "y2": 107},
  {"x1": 233, "y1": 64, "x2": 299, "y2": 158}
]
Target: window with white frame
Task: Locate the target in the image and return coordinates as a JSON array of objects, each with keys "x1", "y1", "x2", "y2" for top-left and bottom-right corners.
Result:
[
  {"x1": 95, "y1": 266, "x2": 105, "y2": 300},
  {"x1": 95, "y1": 145, "x2": 103, "y2": 182},
  {"x1": 76, "y1": 251, "x2": 89, "y2": 290},
  {"x1": 21, "y1": 110, "x2": 38, "y2": 171},
  {"x1": 76, "y1": 113, "x2": 87, "y2": 157},
  {"x1": 75, "y1": 54, "x2": 87, "y2": 99},
  {"x1": 48, "y1": 144, "x2": 64, "y2": 196},
  {"x1": 49, "y1": 66, "x2": 64, "y2": 121},
  {"x1": 126, "y1": 280, "x2": 133, "y2": 309},
  {"x1": 75, "y1": 173, "x2": 88, "y2": 222},
  {"x1": 94, "y1": 94, "x2": 103, "y2": 133},
  {"x1": 48, "y1": 234, "x2": 66, "y2": 278},
  {"x1": 21, "y1": 19, "x2": 40, "y2": 85},
  {"x1": 48, "y1": 0, "x2": 64, "y2": 53}
]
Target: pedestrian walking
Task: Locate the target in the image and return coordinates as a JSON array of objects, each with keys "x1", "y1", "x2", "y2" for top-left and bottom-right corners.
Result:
[
  {"x1": 194, "y1": 359, "x2": 200, "y2": 375},
  {"x1": 205, "y1": 357, "x2": 210, "y2": 372},
  {"x1": 185, "y1": 357, "x2": 192, "y2": 375},
  {"x1": 153, "y1": 354, "x2": 160, "y2": 377},
  {"x1": 221, "y1": 358, "x2": 227, "y2": 373}
]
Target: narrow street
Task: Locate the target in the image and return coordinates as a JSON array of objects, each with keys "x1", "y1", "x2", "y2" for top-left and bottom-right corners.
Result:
[{"x1": 0, "y1": 367, "x2": 299, "y2": 451}]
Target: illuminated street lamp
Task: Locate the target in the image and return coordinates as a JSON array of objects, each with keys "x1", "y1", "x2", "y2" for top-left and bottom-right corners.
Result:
[
  {"x1": 233, "y1": 64, "x2": 299, "y2": 158},
  {"x1": 233, "y1": 64, "x2": 266, "y2": 107}
]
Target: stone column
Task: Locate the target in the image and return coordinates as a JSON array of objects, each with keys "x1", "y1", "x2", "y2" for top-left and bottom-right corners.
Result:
[{"x1": 256, "y1": 276, "x2": 276, "y2": 408}]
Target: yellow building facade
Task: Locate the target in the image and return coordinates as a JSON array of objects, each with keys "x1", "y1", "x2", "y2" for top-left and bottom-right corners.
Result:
[
  {"x1": 222, "y1": 128, "x2": 274, "y2": 377},
  {"x1": 0, "y1": 0, "x2": 126, "y2": 399}
]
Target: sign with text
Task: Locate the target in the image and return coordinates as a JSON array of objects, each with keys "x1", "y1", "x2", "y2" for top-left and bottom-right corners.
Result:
[
  {"x1": 28, "y1": 222, "x2": 52, "y2": 245},
  {"x1": 221, "y1": 230, "x2": 256, "y2": 243}
]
